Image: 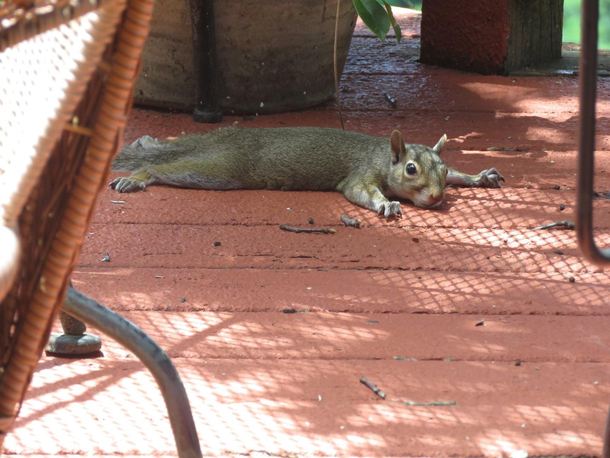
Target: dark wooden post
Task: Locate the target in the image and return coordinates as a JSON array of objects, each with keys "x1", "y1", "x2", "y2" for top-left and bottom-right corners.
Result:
[
  {"x1": 189, "y1": 0, "x2": 223, "y2": 123},
  {"x1": 420, "y1": 0, "x2": 564, "y2": 75}
]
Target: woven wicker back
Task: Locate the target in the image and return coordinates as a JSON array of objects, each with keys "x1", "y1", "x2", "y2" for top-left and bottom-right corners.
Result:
[{"x1": 0, "y1": 0, "x2": 153, "y2": 446}]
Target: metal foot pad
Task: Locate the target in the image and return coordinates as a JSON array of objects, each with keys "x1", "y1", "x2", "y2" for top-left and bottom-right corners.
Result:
[
  {"x1": 46, "y1": 332, "x2": 102, "y2": 355},
  {"x1": 192, "y1": 107, "x2": 223, "y2": 123}
]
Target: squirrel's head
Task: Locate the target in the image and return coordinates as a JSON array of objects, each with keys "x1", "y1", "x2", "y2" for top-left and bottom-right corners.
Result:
[{"x1": 387, "y1": 130, "x2": 448, "y2": 209}]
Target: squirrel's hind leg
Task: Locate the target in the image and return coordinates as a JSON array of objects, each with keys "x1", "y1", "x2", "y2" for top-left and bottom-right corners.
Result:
[
  {"x1": 109, "y1": 160, "x2": 244, "y2": 192},
  {"x1": 109, "y1": 170, "x2": 157, "y2": 192},
  {"x1": 342, "y1": 183, "x2": 402, "y2": 218},
  {"x1": 446, "y1": 167, "x2": 505, "y2": 188}
]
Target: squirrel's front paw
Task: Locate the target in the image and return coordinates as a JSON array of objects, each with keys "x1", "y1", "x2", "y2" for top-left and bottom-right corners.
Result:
[
  {"x1": 130, "y1": 135, "x2": 159, "y2": 149},
  {"x1": 476, "y1": 168, "x2": 505, "y2": 188},
  {"x1": 109, "y1": 177, "x2": 147, "y2": 193},
  {"x1": 378, "y1": 201, "x2": 402, "y2": 218}
]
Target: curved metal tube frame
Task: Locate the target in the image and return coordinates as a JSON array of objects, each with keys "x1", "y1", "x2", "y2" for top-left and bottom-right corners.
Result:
[
  {"x1": 577, "y1": 0, "x2": 610, "y2": 266},
  {"x1": 579, "y1": 2, "x2": 610, "y2": 455},
  {"x1": 63, "y1": 286, "x2": 202, "y2": 458}
]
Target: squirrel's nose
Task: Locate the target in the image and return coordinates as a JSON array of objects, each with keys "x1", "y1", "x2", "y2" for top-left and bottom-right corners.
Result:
[
  {"x1": 427, "y1": 190, "x2": 445, "y2": 206},
  {"x1": 431, "y1": 190, "x2": 445, "y2": 201}
]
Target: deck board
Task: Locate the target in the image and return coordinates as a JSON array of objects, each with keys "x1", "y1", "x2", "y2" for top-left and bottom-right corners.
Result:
[
  {"x1": 6, "y1": 358, "x2": 608, "y2": 456},
  {"x1": 8, "y1": 8, "x2": 610, "y2": 458}
]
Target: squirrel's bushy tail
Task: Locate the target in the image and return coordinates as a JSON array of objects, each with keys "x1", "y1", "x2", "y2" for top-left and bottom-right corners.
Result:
[{"x1": 112, "y1": 136, "x2": 185, "y2": 172}]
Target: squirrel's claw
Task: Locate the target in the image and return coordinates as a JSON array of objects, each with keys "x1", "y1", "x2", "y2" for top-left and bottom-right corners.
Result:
[
  {"x1": 109, "y1": 177, "x2": 147, "y2": 193},
  {"x1": 379, "y1": 201, "x2": 403, "y2": 218},
  {"x1": 130, "y1": 135, "x2": 159, "y2": 149},
  {"x1": 477, "y1": 168, "x2": 504, "y2": 188}
]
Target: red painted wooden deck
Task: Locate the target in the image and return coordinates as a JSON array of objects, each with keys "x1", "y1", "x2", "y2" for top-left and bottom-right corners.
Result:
[{"x1": 5, "y1": 10, "x2": 610, "y2": 457}]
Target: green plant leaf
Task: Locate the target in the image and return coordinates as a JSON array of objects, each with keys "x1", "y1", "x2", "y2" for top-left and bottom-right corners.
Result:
[
  {"x1": 382, "y1": 1, "x2": 402, "y2": 42},
  {"x1": 353, "y1": 0, "x2": 390, "y2": 40},
  {"x1": 383, "y1": 0, "x2": 414, "y2": 8}
]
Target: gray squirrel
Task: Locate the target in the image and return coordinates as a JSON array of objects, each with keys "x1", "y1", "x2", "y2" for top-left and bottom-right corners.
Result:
[{"x1": 110, "y1": 127, "x2": 504, "y2": 217}]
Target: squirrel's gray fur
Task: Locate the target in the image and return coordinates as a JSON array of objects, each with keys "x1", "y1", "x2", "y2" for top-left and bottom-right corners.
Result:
[{"x1": 110, "y1": 126, "x2": 504, "y2": 217}]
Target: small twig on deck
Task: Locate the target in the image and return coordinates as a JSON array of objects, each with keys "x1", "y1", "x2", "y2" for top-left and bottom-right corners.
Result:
[
  {"x1": 383, "y1": 92, "x2": 397, "y2": 108},
  {"x1": 279, "y1": 225, "x2": 336, "y2": 234},
  {"x1": 533, "y1": 220, "x2": 575, "y2": 231},
  {"x1": 404, "y1": 401, "x2": 456, "y2": 406},
  {"x1": 341, "y1": 214, "x2": 361, "y2": 228},
  {"x1": 360, "y1": 376, "x2": 386, "y2": 399}
]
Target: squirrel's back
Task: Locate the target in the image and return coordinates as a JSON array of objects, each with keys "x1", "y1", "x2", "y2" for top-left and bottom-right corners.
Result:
[
  {"x1": 113, "y1": 127, "x2": 386, "y2": 191},
  {"x1": 108, "y1": 126, "x2": 471, "y2": 217}
]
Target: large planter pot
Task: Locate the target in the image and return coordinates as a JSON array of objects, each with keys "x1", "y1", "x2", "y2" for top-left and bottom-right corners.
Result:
[{"x1": 134, "y1": 0, "x2": 358, "y2": 115}]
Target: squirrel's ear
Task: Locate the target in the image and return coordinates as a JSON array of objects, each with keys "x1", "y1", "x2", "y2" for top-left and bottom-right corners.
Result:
[
  {"x1": 432, "y1": 134, "x2": 448, "y2": 155},
  {"x1": 390, "y1": 130, "x2": 406, "y2": 164}
]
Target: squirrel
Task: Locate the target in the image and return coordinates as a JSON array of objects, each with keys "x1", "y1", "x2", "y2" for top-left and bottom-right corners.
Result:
[{"x1": 109, "y1": 127, "x2": 504, "y2": 217}]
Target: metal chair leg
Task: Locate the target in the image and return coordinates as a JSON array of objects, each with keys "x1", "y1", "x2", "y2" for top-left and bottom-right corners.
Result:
[
  {"x1": 63, "y1": 286, "x2": 202, "y2": 458},
  {"x1": 603, "y1": 402, "x2": 610, "y2": 458},
  {"x1": 576, "y1": 0, "x2": 610, "y2": 266}
]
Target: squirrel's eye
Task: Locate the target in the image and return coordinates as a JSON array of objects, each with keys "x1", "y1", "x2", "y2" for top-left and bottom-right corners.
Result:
[{"x1": 406, "y1": 163, "x2": 417, "y2": 176}]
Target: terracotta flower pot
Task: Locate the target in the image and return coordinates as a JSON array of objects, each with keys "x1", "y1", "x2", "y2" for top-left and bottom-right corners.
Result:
[{"x1": 134, "y1": 0, "x2": 358, "y2": 115}]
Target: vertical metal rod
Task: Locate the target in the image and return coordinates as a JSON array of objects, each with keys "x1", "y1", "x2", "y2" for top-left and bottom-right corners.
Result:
[
  {"x1": 63, "y1": 286, "x2": 202, "y2": 458},
  {"x1": 189, "y1": 0, "x2": 223, "y2": 123},
  {"x1": 604, "y1": 402, "x2": 610, "y2": 458},
  {"x1": 576, "y1": 0, "x2": 610, "y2": 266}
]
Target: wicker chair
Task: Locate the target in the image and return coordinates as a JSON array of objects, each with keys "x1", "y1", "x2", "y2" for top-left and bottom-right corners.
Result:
[{"x1": 0, "y1": 1, "x2": 201, "y2": 456}]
